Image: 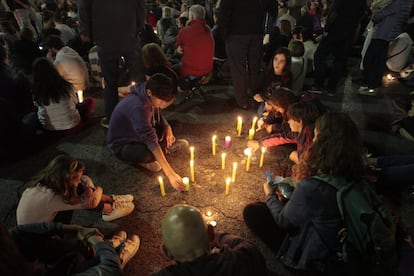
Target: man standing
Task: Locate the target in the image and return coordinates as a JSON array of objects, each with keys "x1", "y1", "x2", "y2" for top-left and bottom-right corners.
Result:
[
  {"x1": 78, "y1": 0, "x2": 146, "y2": 128},
  {"x1": 218, "y1": 0, "x2": 278, "y2": 109}
]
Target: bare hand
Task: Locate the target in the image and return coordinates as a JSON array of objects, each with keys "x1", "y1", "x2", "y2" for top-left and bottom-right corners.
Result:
[
  {"x1": 247, "y1": 140, "x2": 260, "y2": 152},
  {"x1": 161, "y1": 126, "x2": 176, "y2": 148},
  {"x1": 263, "y1": 182, "x2": 273, "y2": 196},
  {"x1": 253, "y1": 93, "x2": 263, "y2": 102},
  {"x1": 167, "y1": 171, "x2": 185, "y2": 191}
]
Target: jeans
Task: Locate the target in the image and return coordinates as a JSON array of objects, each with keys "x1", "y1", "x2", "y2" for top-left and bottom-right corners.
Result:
[
  {"x1": 97, "y1": 48, "x2": 145, "y2": 119},
  {"x1": 225, "y1": 34, "x2": 263, "y2": 107}
]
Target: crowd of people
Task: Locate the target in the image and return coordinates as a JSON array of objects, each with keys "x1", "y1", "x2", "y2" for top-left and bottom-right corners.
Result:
[{"x1": 1, "y1": 0, "x2": 414, "y2": 275}]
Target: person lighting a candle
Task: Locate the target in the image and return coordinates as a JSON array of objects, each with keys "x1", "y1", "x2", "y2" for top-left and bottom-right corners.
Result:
[
  {"x1": 153, "y1": 204, "x2": 267, "y2": 276},
  {"x1": 107, "y1": 74, "x2": 189, "y2": 191}
]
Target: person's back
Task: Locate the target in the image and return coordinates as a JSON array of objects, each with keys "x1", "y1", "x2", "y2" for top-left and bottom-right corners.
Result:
[
  {"x1": 177, "y1": 5, "x2": 214, "y2": 77},
  {"x1": 289, "y1": 39, "x2": 306, "y2": 92},
  {"x1": 152, "y1": 204, "x2": 266, "y2": 276}
]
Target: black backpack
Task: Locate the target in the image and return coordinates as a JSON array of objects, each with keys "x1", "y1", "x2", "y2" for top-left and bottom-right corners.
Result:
[{"x1": 313, "y1": 176, "x2": 398, "y2": 275}]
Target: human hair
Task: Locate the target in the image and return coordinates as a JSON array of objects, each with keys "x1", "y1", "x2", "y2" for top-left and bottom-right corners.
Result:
[
  {"x1": 162, "y1": 6, "x2": 172, "y2": 18},
  {"x1": 189, "y1": 4, "x2": 205, "y2": 20},
  {"x1": 268, "y1": 47, "x2": 292, "y2": 87},
  {"x1": 294, "y1": 112, "x2": 364, "y2": 181},
  {"x1": 20, "y1": 27, "x2": 35, "y2": 42},
  {"x1": 287, "y1": 101, "x2": 320, "y2": 126},
  {"x1": 27, "y1": 154, "x2": 85, "y2": 203},
  {"x1": 142, "y1": 43, "x2": 171, "y2": 68},
  {"x1": 269, "y1": 87, "x2": 298, "y2": 117},
  {"x1": 178, "y1": 16, "x2": 188, "y2": 27},
  {"x1": 146, "y1": 73, "x2": 176, "y2": 102},
  {"x1": 279, "y1": 19, "x2": 292, "y2": 36},
  {"x1": 45, "y1": 34, "x2": 64, "y2": 50},
  {"x1": 32, "y1": 57, "x2": 74, "y2": 106},
  {"x1": 288, "y1": 39, "x2": 305, "y2": 57}
]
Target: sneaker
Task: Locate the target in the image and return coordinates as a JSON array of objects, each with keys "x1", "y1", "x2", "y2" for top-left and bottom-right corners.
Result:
[
  {"x1": 100, "y1": 117, "x2": 109, "y2": 128},
  {"x1": 392, "y1": 97, "x2": 411, "y2": 114},
  {"x1": 358, "y1": 87, "x2": 377, "y2": 96},
  {"x1": 137, "y1": 161, "x2": 162, "y2": 172},
  {"x1": 107, "y1": 230, "x2": 127, "y2": 248},
  {"x1": 399, "y1": 128, "x2": 414, "y2": 141},
  {"x1": 165, "y1": 139, "x2": 189, "y2": 155},
  {"x1": 119, "y1": 234, "x2": 140, "y2": 270},
  {"x1": 102, "y1": 201, "x2": 135, "y2": 222},
  {"x1": 112, "y1": 194, "x2": 134, "y2": 202}
]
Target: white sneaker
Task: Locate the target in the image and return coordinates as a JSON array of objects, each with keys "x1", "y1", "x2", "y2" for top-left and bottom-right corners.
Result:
[
  {"x1": 111, "y1": 194, "x2": 134, "y2": 202},
  {"x1": 107, "y1": 230, "x2": 127, "y2": 248},
  {"x1": 102, "y1": 202, "x2": 135, "y2": 222},
  {"x1": 120, "y1": 234, "x2": 140, "y2": 270}
]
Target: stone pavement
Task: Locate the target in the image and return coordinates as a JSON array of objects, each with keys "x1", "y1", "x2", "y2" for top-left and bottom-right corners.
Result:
[{"x1": 1, "y1": 59, "x2": 414, "y2": 275}]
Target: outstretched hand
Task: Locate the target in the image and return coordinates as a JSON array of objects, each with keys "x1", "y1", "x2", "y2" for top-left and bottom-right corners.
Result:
[{"x1": 167, "y1": 171, "x2": 185, "y2": 191}]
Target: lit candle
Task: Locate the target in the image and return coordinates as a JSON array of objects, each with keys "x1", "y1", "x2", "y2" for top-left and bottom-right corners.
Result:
[
  {"x1": 259, "y1": 147, "x2": 266, "y2": 168},
  {"x1": 231, "y1": 162, "x2": 237, "y2": 182},
  {"x1": 224, "y1": 136, "x2": 231, "y2": 148},
  {"x1": 190, "y1": 160, "x2": 195, "y2": 182},
  {"x1": 206, "y1": 210, "x2": 212, "y2": 217},
  {"x1": 131, "y1": 81, "x2": 136, "y2": 86},
  {"x1": 236, "y1": 116, "x2": 242, "y2": 136},
  {"x1": 183, "y1": 177, "x2": 190, "y2": 191},
  {"x1": 245, "y1": 148, "x2": 252, "y2": 171},
  {"x1": 251, "y1": 116, "x2": 258, "y2": 130},
  {"x1": 158, "y1": 176, "x2": 166, "y2": 197},
  {"x1": 221, "y1": 152, "x2": 226, "y2": 170},
  {"x1": 225, "y1": 177, "x2": 231, "y2": 195},
  {"x1": 77, "y1": 90, "x2": 84, "y2": 103},
  {"x1": 248, "y1": 128, "x2": 255, "y2": 140},
  {"x1": 212, "y1": 135, "x2": 216, "y2": 156},
  {"x1": 209, "y1": 220, "x2": 217, "y2": 227},
  {"x1": 190, "y1": 146, "x2": 195, "y2": 161}
]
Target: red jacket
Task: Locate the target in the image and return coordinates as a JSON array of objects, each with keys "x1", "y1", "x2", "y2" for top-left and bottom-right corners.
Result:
[{"x1": 176, "y1": 19, "x2": 214, "y2": 77}]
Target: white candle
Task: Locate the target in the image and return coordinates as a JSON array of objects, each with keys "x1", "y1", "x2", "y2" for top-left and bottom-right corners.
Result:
[
  {"x1": 221, "y1": 153, "x2": 226, "y2": 170},
  {"x1": 224, "y1": 136, "x2": 231, "y2": 148},
  {"x1": 77, "y1": 90, "x2": 84, "y2": 103},
  {"x1": 183, "y1": 177, "x2": 190, "y2": 191}
]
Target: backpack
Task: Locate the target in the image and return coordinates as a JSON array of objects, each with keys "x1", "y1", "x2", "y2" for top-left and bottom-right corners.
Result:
[{"x1": 313, "y1": 176, "x2": 398, "y2": 276}]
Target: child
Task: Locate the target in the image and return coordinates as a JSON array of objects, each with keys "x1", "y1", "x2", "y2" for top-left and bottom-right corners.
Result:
[
  {"x1": 249, "y1": 87, "x2": 299, "y2": 151},
  {"x1": 254, "y1": 47, "x2": 292, "y2": 115},
  {"x1": 32, "y1": 58, "x2": 95, "y2": 133},
  {"x1": 16, "y1": 154, "x2": 134, "y2": 224},
  {"x1": 286, "y1": 101, "x2": 323, "y2": 164}
]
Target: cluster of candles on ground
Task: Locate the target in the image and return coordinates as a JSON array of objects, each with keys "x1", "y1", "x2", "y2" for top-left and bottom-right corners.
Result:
[{"x1": 157, "y1": 116, "x2": 267, "y2": 197}]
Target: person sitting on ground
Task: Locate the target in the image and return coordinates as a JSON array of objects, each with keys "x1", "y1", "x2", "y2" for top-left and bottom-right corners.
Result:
[
  {"x1": 175, "y1": 4, "x2": 214, "y2": 87},
  {"x1": 288, "y1": 39, "x2": 306, "y2": 93},
  {"x1": 107, "y1": 73, "x2": 188, "y2": 191},
  {"x1": 53, "y1": 10, "x2": 76, "y2": 45},
  {"x1": 32, "y1": 57, "x2": 94, "y2": 133},
  {"x1": 16, "y1": 154, "x2": 135, "y2": 224},
  {"x1": 286, "y1": 100, "x2": 323, "y2": 164},
  {"x1": 156, "y1": 6, "x2": 179, "y2": 55},
  {"x1": 151, "y1": 204, "x2": 267, "y2": 276},
  {"x1": 1, "y1": 222, "x2": 139, "y2": 275},
  {"x1": 249, "y1": 87, "x2": 298, "y2": 151},
  {"x1": 45, "y1": 35, "x2": 89, "y2": 91},
  {"x1": 243, "y1": 112, "x2": 365, "y2": 275}
]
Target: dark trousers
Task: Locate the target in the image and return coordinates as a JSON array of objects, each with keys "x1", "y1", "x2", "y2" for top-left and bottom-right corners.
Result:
[
  {"x1": 98, "y1": 47, "x2": 145, "y2": 119},
  {"x1": 225, "y1": 34, "x2": 263, "y2": 107},
  {"x1": 243, "y1": 201, "x2": 286, "y2": 252},
  {"x1": 363, "y1": 39, "x2": 389, "y2": 89},
  {"x1": 313, "y1": 35, "x2": 351, "y2": 91}
]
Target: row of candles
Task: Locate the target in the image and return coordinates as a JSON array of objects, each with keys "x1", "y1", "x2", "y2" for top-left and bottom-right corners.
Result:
[{"x1": 157, "y1": 115, "x2": 267, "y2": 197}]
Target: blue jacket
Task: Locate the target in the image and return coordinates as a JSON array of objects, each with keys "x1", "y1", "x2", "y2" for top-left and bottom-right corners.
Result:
[{"x1": 266, "y1": 178, "x2": 342, "y2": 271}]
